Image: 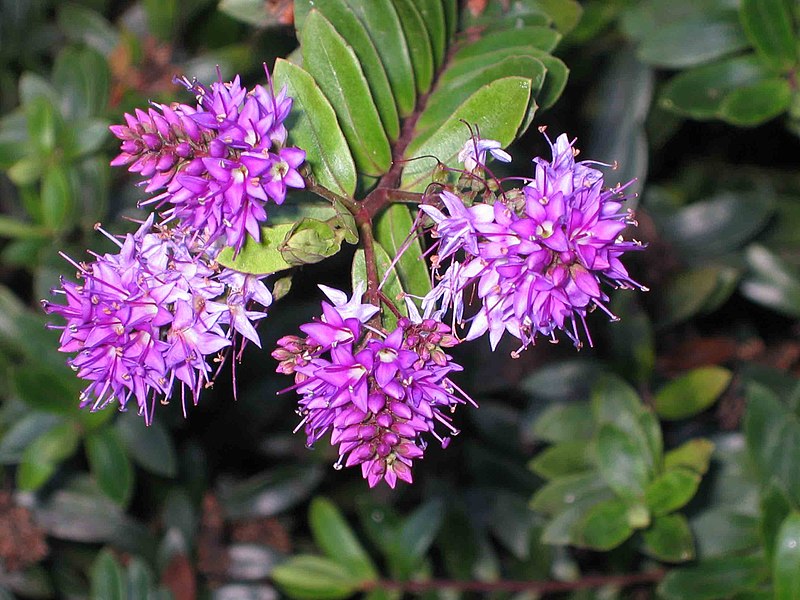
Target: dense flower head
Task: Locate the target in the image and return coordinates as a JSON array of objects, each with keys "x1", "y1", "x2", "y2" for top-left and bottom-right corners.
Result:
[
  {"x1": 273, "y1": 285, "x2": 474, "y2": 488},
  {"x1": 109, "y1": 72, "x2": 305, "y2": 252},
  {"x1": 422, "y1": 132, "x2": 646, "y2": 351},
  {"x1": 42, "y1": 217, "x2": 273, "y2": 424}
]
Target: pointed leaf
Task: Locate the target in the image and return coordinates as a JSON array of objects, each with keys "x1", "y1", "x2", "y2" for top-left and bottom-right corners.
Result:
[
  {"x1": 655, "y1": 367, "x2": 732, "y2": 420},
  {"x1": 741, "y1": 244, "x2": 800, "y2": 318},
  {"x1": 644, "y1": 468, "x2": 701, "y2": 516},
  {"x1": 343, "y1": 0, "x2": 416, "y2": 117},
  {"x1": 41, "y1": 164, "x2": 74, "y2": 231},
  {"x1": 85, "y1": 428, "x2": 134, "y2": 506},
  {"x1": 740, "y1": 0, "x2": 797, "y2": 72},
  {"x1": 718, "y1": 78, "x2": 792, "y2": 126},
  {"x1": 528, "y1": 440, "x2": 592, "y2": 479},
  {"x1": 273, "y1": 58, "x2": 357, "y2": 198},
  {"x1": 393, "y1": 0, "x2": 434, "y2": 94},
  {"x1": 642, "y1": 514, "x2": 695, "y2": 563},
  {"x1": 309, "y1": 497, "x2": 377, "y2": 581},
  {"x1": 574, "y1": 498, "x2": 634, "y2": 550},
  {"x1": 532, "y1": 0, "x2": 583, "y2": 33},
  {"x1": 301, "y1": 10, "x2": 391, "y2": 178},
  {"x1": 402, "y1": 76, "x2": 532, "y2": 191},
  {"x1": 271, "y1": 555, "x2": 360, "y2": 600},
  {"x1": 596, "y1": 423, "x2": 650, "y2": 498},
  {"x1": 762, "y1": 484, "x2": 792, "y2": 565},
  {"x1": 90, "y1": 550, "x2": 125, "y2": 600},
  {"x1": 664, "y1": 438, "x2": 715, "y2": 475},
  {"x1": 374, "y1": 204, "x2": 431, "y2": 299},
  {"x1": 454, "y1": 27, "x2": 561, "y2": 61},
  {"x1": 415, "y1": 0, "x2": 446, "y2": 67},
  {"x1": 294, "y1": 0, "x2": 399, "y2": 140}
]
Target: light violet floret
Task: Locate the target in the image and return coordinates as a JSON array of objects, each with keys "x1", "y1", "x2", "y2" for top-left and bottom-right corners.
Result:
[{"x1": 458, "y1": 137, "x2": 512, "y2": 172}]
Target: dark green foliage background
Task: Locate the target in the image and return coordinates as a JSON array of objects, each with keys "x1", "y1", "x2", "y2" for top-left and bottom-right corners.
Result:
[{"x1": 1, "y1": 0, "x2": 800, "y2": 598}]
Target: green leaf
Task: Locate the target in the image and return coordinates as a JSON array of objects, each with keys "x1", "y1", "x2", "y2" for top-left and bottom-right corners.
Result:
[
  {"x1": 528, "y1": 440, "x2": 592, "y2": 479},
  {"x1": 402, "y1": 76, "x2": 532, "y2": 191},
  {"x1": 216, "y1": 223, "x2": 294, "y2": 275},
  {"x1": 664, "y1": 438, "x2": 715, "y2": 474},
  {"x1": 417, "y1": 55, "x2": 546, "y2": 135},
  {"x1": 392, "y1": 0, "x2": 434, "y2": 94},
  {"x1": 308, "y1": 497, "x2": 377, "y2": 581},
  {"x1": 90, "y1": 550, "x2": 124, "y2": 600},
  {"x1": 351, "y1": 243, "x2": 406, "y2": 330},
  {"x1": 718, "y1": 78, "x2": 792, "y2": 126},
  {"x1": 532, "y1": 0, "x2": 583, "y2": 33},
  {"x1": 745, "y1": 383, "x2": 800, "y2": 505},
  {"x1": 644, "y1": 468, "x2": 701, "y2": 516},
  {"x1": 115, "y1": 410, "x2": 177, "y2": 478},
  {"x1": 660, "y1": 265, "x2": 737, "y2": 326},
  {"x1": 295, "y1": 0, "x2": 399, "y2": 141},
  {"x1": 57, "y1": 3, "x2": 119, "y2": 56},
  {"x1": 655, "y1": 367, "x2": 733, "y2": 420},
  {"x1": 301, "y1": 10, "x2": 391, "y2": 178},
  {"x1": 574, "y1": 498, "x2": 634, "y2": 550},
  {"x1": 636, "y1": 15, "x2": 750, "y2": 68},
  {"x1": 218, "y1": 466, "x2": 323, "y2": 519},
  {"x1": 454, "y1": 27, "x2": 562, "y2": 61},
  {"x1": 53, "y1": 46, "x2": 109, "y2": 119},
  {"x1": 660, "y1": 55, "x2": 768, "y2": 120},
  {"x1": 11, "y1": 363, "x2": 83, "y2": 414},
  {"x1": 85, "y1": 428, "x2": 134, "y2": 506},
  {"x1": 415, "y1": 0, "x2": 446, "y2": 67},
  {"x1": 0, "y1": 413, "x2": 60, "y2": 464},
  {"x1": 342, "y1": 0, "x2": 416, "y2": 117},
  {"x1": 691, "y1": 509, "x2": 761, "y2": 560},
  {"x1": 530, "y1": 472, "x2": 609, "y2": 516},
  {"x1": 280, "y1": 218, "x2": 344, "y2": 266},
  {"x1": 26, "y1": 95, "x2": 59, "y2": 156},
  {"x1": 741, "y1": 244, "x2": 800, "y2": 318},
  {"x1": 762, "y1": 484, "x2": 792, "y2": 565},
  {"x1": 219, "y1": 0, "x2": 290, "y2": 27},
  {"x1": 374, "y1": 204, "x2": 431, "y2": 299},
  {"x1": 774, "y1": 512, "x2": 800, "y2": 600},
  {"x1": 396, "y1": 499, "x2": 444, "y2": 568},
  {"x1": 273, "y1": 59, "x2": 357, "y2": 198},
  {"x1": 126, "y1": 558, "x2": 155, "y2": 599},
  {"x1": 658, "y1": 555, "x2": 768, "y2": 600},
  {"x1": 41, "y1": 165, "x2": 74, "y2": 231},
  {"x1": 528, "y1": 402, "x2": 595, "y2": 444},
  {"x1": 740, "y1": 0, "x2": 797, "y2": 72},
  {"x1": 642, "y1": 514, "x2": 695, "y2": 563},
  {"x1": 596, "y1": 423, "x2": 651, "y2": 498},
  {"x1": 17, "y1": 422, "x2": 81, "y2": 491},
  {"x1": 271, "y1": 555, "x2": 360, "y2": 600}
]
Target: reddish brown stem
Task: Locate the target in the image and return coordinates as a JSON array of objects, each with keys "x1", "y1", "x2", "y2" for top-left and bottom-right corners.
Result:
[{"x1": 361, "y1": 569, "x2": 666, "y2": 595}]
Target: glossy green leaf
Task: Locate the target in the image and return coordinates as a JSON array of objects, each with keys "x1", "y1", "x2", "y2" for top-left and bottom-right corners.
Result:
[
  {"x1": 396, "y1": 499, "x2": 444, "y2": 567},
  {"x1": 444, "y1": 0, "x2": 458, "y2": 40},
  {"x1": 418, "y1": 55, "x2": 545, "y2": 134},
  {"x1": 574, "y1": 498, "x2": 634, "y2": 550},
  {"x1": 11, "y1": 363, "x2": 82, "y2": 414},
  {"x1": 271, "y1": 555, "x2": 360, "y2": 600},
  {"x1": 637, "y1": 15, "x2": 749, "y2": 68},
  {"x1": 740, "y1": 0, "x2": 797, "y2": 72},
  {"x1": 343, "y1": 0, "x2": 416, "y2": 117},
  {"x1": 644, "y1": 468, "x2": 701, "y2": 516},
  {"x1": 596, "y1": 423, "x2": 651, "y2": 498},
  {"x1": 115, "y1": 410, "x2": 177, "y2": 478},
  {"x1": 691, "y1": 509, "x2": 761, "y2": 560},
  {"x1": 658, "y1": 555, "x2": 768, "y2": 600},
  {"x1": 57, "y1": 4, "x2": 119, "y2": 56},
  {"x1": 660, "y1": 55, "x2": 768, "y2": 119},
  {"x1": 295, "y1": 0, "x2": 399, "y2": 141},
  {"x1": 642, "y1": 514, "x2": 695, "y2": 563},
  {"x1": 273, "y1": 59, "x2": 357, "y2": 198},
  {"x1": 351, "y1": 242, "x2": 406, "y2": 330},
  {"x1": 90, "y1": 550, "x2": 124, "y2": 600},
  {"x1": 530, "y1": 472, "x2": 609, "y2": 516},
  {"x1": 533, "y1": 0, "x2": 583, "y2": 33},
  {"x1": 745, "y1": 383, "x2": 800, "y2": 504},
  {"x1": 454, "y1": 27, "x2": 562, "y2": 61},
  {"x1": 774, "y1": 512, "x2": 800, "y2": 600},
  {"x1": 660, "y1": 191, "x2": 775, "y2": 258},
  {"x1": 664, "y1": 438, "x2": 715, "y2": 474},
  {"x1": 41, "y1": 165, "x2": 74, "y2": 231},
  {"x1": 25, "y1": 95, "x2": 59, "y2": 156},
  {"x1": 393, "y1": 0, "x2": 434, "y2": 94},
  {"x1": 125, "y1": 558, "x2": 155, "y2": 599},
  {"x1": 529, "y1": 440, "x2": 592, "y2": 479},
  {"x1": 762, "y1": 484, "x2": 792, "y2": 565},
  {"x1": 374, "y1": 203, "x2": 431, "y2": 299},
  {"x1": 0, "y1": 412, "x2": 60, "y2": 464},
  {"x1": 402, "y1": 76, "x2": 532, "y2": 191},
  {"x1": 741, "y1": 244, "x2": 800, "y2": 318},
  {"x1": 302, "y1": 10, "x2": 391, "y2": 178},
  {"x1": 52, "y1": 46, "x2": 109, "y2": 119},
  {"x1": 85, "y1": 428, "x2": 134, "y2": 506},
  {"x1": 660, "y1": 265, "x2": 734, "y2": 326},
  {"x1": 216, "y1": 223, "x2": 294, "y2": 275},
  {"x1": 718, "y1": 78, "x2": 792, "y2": 126},
  {"x1": 655, "y1": 367, "x2": 732, "y2": 420},
  {"x1": 219, "y1": 0, "x2": 289, "y2": 27},
  {"x1": 17, "y1": 422, "x2": 80, "y2": 491},
  {"x1": 309, "y1": 497, "x2": 377, "y2": 581},
  {"x1": 218, "y1": 466, "x2": 323, "y2": 519},
  {"x1": 415, "y1": 0, "x2": 446, "y2": 67}
]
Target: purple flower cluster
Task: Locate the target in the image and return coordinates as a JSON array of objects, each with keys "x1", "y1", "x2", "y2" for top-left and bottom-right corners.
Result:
[
  {"x1": 422, "y1": 132, "x2": 645, "y2": 351},
  {"x1": 43, "y1": 217, "x2": 273, "y2": 424},
  {"x1": 273, "y1": 286, "x2": 473, "y2": 488},
  {"x1": 110, "y1": 74, "x2": 305, "y2": 252}
]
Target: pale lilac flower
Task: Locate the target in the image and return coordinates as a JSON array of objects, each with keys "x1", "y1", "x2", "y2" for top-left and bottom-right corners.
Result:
[{"x1": 458, "y1": 137, "x2": 512, "y2": 171}]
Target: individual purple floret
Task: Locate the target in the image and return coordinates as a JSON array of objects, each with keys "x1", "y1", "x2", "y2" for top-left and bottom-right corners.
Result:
[
  {"x1": 43, "y1": 217, "x2": 273, "y2": 424},
  {"x1": 273, "y1": 286, "x2": 474, "y2": 488},
  {"x1": 422, "y1": 132, "x2": 646, "y2": 352},
  {"x1": 109, "y1": 72, "x2": 306, "y2": 253}
]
